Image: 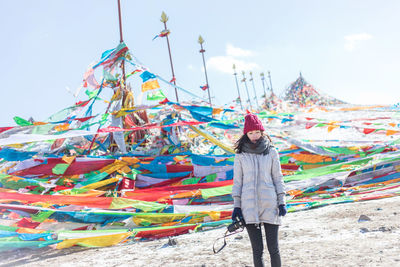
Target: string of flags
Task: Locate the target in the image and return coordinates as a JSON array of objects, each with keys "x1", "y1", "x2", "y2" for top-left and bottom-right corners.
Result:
[{"x1": 0, "y1": 42, "x2": 399, "y2": 252}]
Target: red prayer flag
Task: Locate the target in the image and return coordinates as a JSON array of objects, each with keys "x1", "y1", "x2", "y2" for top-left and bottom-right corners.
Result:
[{"x1": 363, "y1": 128, "x2": 375, "y2": 134}]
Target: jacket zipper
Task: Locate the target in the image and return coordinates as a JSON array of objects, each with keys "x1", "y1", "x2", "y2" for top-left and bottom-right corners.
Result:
[{"x1": 255, "y1": 155, "x2": 259, "y2": 223}]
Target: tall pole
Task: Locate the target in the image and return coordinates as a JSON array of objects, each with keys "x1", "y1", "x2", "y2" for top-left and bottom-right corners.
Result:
[
  {"x1": 198, "y1": 35, "x2": 212, "y2": 108},
  {"x1": 249, "y1": 72, "x2": 259, "y2": 109},
  {"x1": 160, "y1": 12, "x2": 179, "y2": 103},
  {"x1": 117, "y1": 0, "x2": 124, "y2": 43},
  {"x1": 117, "y1": 0, "x2": 126, "y2": 83},
  {"x1": 87, "y1": 0, "x2": 126, "y2": 154},
  {"x1": 260, "y1": 72, "x2": 267, "y2": 97},
  {"x1": 232, "y1": 64, "x2": 243, "y2": 110},
  {"x1": 268, "y1": 71, "x2": 273, "y2": 94},
  {"x1": 242, "y1": 71, "x2": 253, "y2": 110}
]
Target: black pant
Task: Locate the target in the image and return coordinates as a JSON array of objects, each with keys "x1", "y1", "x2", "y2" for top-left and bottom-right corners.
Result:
[{"x1": 245, "y1": 223, "x2": 281, "y2": 267}]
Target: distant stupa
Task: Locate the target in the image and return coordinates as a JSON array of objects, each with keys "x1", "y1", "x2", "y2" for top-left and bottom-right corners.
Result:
[{"x1": 283, "y1": 73, "x2": 346, "y2": 107}]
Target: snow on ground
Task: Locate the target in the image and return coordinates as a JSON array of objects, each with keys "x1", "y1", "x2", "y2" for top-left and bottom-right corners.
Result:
[
  {"x1": 1, "y1": 107, "x2": 399, "y2": 266},
  {"x1": 1, "y1": 196, "x2": 399, "y2": 267}
]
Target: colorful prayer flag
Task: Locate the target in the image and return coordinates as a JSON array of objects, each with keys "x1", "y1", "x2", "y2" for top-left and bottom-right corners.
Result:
[
  {"x1": 152, "y1": 29, "x2": 171, "y2": 41},
  {"x1": 147, "y1": 90, "x2": 166, "y2": 101},
  {"x1": 200, "y1": 85, "x2": 208, "y2": 91},
  {"x1": 141, "y1": 79, "x2": 160, "y2": 92}
]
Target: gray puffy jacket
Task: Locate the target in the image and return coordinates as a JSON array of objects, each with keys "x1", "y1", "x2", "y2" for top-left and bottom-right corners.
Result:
[{"x1": 232, "y1": 148, "x2": 286, "y2": 225}]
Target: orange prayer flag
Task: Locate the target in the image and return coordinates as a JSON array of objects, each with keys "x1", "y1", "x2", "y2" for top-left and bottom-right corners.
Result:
[
  {"x1": 33, "y1": 121, "x2": 47, "y2": 126},
  {"x1": 121, "y1": 157, "x2": 140, "y2": 164},
  {"x1": 386, "y1": 130, "x2": 398, "y2": 136},
  {"x1": 16, "y1": 227, "x2": 46, "y2": 234},
  {"x1": 54, "y1": 123, "x2": 70, "y2": 132},
  {"x1": 291, "y1": 153, "x2": 332, "y2": 163},
  {"x1": 327, "y1": 125, "x2": 339, "y2": 132},
  {"x1": 212, "y1": 108, "x2": 223, "y2": 115}
]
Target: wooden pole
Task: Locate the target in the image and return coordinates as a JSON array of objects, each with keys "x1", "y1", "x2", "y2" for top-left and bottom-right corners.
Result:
[
  {"x1": 242, "y1": 71, "x2": 253, "y2": 110},
  {"x1": 268, "y1": 71, "x2": 273, "y2": 94},
  {"x1": 260, "y1": 72, "x2": 267, "y2": 97},
  {"x1": 161, "y1": 12, "x2": 179, "y2": 102},
  {"x1": 87, "y1": 0, "x2": 126, "y2": 155},
  {"x1": 249, "y1": 71, "x2": 259, "y2": 109},
  {"x1": 198, "y1": 35, "x2": 212, "y2": 108},
  {"x1": 232, "y1": 64, "x2": 243, "y2": 110}
]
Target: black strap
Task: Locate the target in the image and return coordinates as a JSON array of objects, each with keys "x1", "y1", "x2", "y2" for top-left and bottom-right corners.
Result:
[
  {"x1": 212, "y1": 228, "x2": 244, "y2": 254},
  {"x1": 212, "y1": 230, "x2": 228, "y2": 254}
]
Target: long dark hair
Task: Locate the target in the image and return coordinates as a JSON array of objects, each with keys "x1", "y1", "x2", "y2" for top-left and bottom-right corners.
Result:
[{"x1": 234, "y1": 132, "x2": 272, "y2": 153}]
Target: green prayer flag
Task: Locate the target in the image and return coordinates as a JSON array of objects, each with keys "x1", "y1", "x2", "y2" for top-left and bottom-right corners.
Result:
[
  {"x1": 13, "y1": 116, "x2": 33, "y2": 126},
  {"x1": 182, "y1": 177, "x2": 201, "y2": 185},
  {"x1": 110, "y1": 198, "x2": 167, "y2": 212},
  {"x1": 85, "y1": 89, "x2": 103, "y2": 101},
  {"x1": 280, "y1": 156, "x2": 290, "y2": 164},
  {"x1": 0, "y1": 240, "x2": 61, "y2": 252},
  {"x1": 147, "y1": 90, "x2": 166, "y2": 101},
  {"x1": 80, "y1": 171, "x2": 109, "y2": 186},
  {"x1": 123, "y1": 169, "x2": 141, "y2": 180},
  {"x1": 31, "y1": 210, "x2": 55, "y2": 222},
  {"x1": 321, "y1": 147, "x2": 358, "y2": 155},
  {"x1": 101, "y1": 113, "x2": 110, "y2": 123},
  {"x1": 205, "y1": 173, "x2": 217, "y2": 183},
  {"x1": 201, "y1": 185, "x2": 233, "y2": 199},
  {"x1": 52, "y1": 163, "x2": 70, "y2": 175}
]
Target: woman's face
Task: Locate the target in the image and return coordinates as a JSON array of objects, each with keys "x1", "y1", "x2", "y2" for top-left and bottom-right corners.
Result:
[{"x1": 246, "y1": 130, "x2": 262, "y2": 143}]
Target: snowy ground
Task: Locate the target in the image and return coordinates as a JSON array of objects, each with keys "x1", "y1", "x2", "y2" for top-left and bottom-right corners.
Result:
[
  {"x1": 1, "y1": 196, "x2": 399, "y2": 267},
  {"x1": 1, "y1": 107, "x2": 400, "y2": 266}
]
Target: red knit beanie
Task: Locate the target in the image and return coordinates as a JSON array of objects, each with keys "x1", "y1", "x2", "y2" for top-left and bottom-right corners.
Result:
[{"x1": 243, "y1": 114, "x2": 265, "y2": 134}]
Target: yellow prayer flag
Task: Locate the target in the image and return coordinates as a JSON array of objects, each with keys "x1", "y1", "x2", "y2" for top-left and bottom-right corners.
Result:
[
  {"x1": 62, "y1": 155, "x2": 76, "y2": 164},
  {"x1": 111, "y1": 88, "x2": 122, "y2": 101},
  {"x1": 81, "y1": 177, "x2": 120, "y2": 190},
  {"x1": 141, "y1": 79, "x2": 160, "y2": 92},
  {"x1": 56, "y1": 232, "x2": 131, "y2": 249}
]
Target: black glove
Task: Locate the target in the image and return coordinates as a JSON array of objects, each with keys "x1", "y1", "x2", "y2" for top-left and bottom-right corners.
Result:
[
  {"x1": 278, "y1": 204, "x2": 287, "y2": 216},
  {"x1": 232, "y1": 207, "x2": 244, "y2": 222}
]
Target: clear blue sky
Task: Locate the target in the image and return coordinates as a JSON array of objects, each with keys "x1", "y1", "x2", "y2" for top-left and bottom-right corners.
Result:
[{"x1": 1, "y1": 0, "x2": 399, "y2": 126}]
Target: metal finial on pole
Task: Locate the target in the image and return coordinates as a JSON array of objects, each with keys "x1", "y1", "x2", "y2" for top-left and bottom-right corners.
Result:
[
  {"x1": 198, "y1": 35, "x2": 212, "y2": 108},
  {"x1": 268, "y1": 71, "x2": 273, "y2": 94},
  {"x1": 242, "y1": 71, "x2": 253, "y2": 110},
  {"x1": 249, "y1": 71, "x2": 259, "y2": 109},
  {"x1": 233, "y1": 64, "x2": 243, "y2": 110},
  {"x1": 160, "y1": 11, "x2": 179, "y2": 102},
  {"x1": 260, "y1": 72, "x2": 267, "y2": 97}
]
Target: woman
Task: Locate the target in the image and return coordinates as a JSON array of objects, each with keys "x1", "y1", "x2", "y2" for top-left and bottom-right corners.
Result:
[{"x1": 232, "y1": 113, "x2": 287, "y2": 267}]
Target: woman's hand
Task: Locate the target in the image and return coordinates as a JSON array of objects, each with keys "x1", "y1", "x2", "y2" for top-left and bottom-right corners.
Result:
[
  {"x1": 278, "y1": 204, "x2": 287, "y2": 216},
  {"x1": 232, "y1": 207, "x2": 244, "y2": 222}
]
